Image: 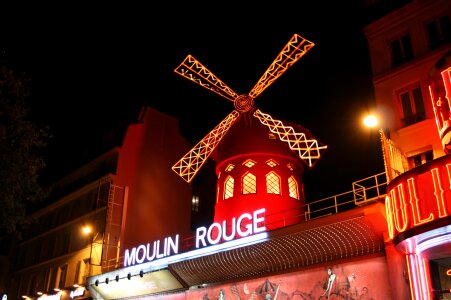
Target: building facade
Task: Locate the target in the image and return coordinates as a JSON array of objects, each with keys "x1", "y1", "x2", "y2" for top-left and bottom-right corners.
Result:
[
  {"x1": 364, "y1": 0, "x2": 451, "y2": 298},
  {"x1": 1, "y1": 108, "x2": 196, "y2": 300}
]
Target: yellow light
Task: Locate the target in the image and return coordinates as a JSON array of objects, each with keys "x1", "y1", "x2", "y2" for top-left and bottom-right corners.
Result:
[
  {"x1": 363, "y1": 115, "x2": 378, "y2": 128},
  {"x1": 82, "y1": 226, "x2": 92, "y2": 235}
]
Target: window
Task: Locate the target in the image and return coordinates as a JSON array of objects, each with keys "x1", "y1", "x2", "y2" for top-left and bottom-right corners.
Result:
[
  {"x1": 225, "y1": 164, "x2": 235, "y2": 172},
  {"x1": 242, "y1": 173, "x2": 256, "y2": 194},
  {"x1": 266, "y1": 172, "x2": 281, "y2": 195},
  {"x1": 409, "y1": 149, "x2": 433, "y2": 168},
  {"x1": 391, "y1": 34, "x2": 413, "y2": 67},
  {"x1": 266, "y1": 159, "x2": 278, "y2": 167},
  {"x1": 399, "y1": 85, "x2": 425, "y2": 126},
  {"x1": 63, "y1": 231, "x2": 71, "y2": 254},
  {"x1": 82, "y1": 258, "x2": 91, "y2": 284},
  {"x1": 49, "y1": 267, "x2": 57, "y2": 291},
  {"x1": 191, "y1": 195, "x2": 199, "y2": 212},
  {"x1": 224, "y1": 176, "x2": 234, "y2": 199},
  {"x1": 57, "y1": 264, "x2": 68, "y2": 289},
  {"x1": 74, "y1": 261, "x2": 81, "y2": 285},
  {"x1": 28, "y1": 274, "x2": 37, "y2": 295},
  {"x1": 426, "y1": 15, "x2": 451, "y2": 50},
  {"x1": 288, "y1": 176, "x2": 300, "y2": 199},
  {"x1": 43, "y1": 268, "x2": 52, "y2": 292}
]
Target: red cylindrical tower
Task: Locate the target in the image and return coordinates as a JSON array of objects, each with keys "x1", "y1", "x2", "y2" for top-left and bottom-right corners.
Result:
[{"x1": 212, "y1": 111, "x2": 307, "y2": 233}]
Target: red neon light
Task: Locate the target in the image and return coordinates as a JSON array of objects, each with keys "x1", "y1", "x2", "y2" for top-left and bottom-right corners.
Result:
[
  {"x1": 385, "y1": 195, "x2": 395, "y2": 239},
  {"x1": 442, "y1": 67, "x2": 451, "y2": 107},
  {"x1": 391, "y1": 184, "x2": 409, "y2": 233},
  {"x1": 447, "y1": 269, "x2": 451, "y2": 276},
  {"x1": 421, "y1": 257, "x2": 432, "y2": 300},
  {"x1": 406, "y1": 253, "x2": 421, "y2": 300},
  {"x1": 386, "y1": 155, "x2": 451, "y2": 238},
  {"x1": 429, "y1": 66, "x2": 451, "y2": 152},
  {"x1": 431, "y1": 167, "x2": 448, "y2": 218},
  {"x1": 408, "y1": 177, "x2": 433, "y2": 226}
]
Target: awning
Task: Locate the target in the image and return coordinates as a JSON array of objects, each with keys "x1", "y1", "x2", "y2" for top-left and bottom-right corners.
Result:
[{"x1": 88, "y1": 203, "x2": 387, "y2": 299}]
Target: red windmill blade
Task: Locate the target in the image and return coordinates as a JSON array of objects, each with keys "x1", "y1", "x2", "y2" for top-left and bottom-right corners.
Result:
[{"x1": 172, "y1": 34, "x2": 327, "y2": 183}]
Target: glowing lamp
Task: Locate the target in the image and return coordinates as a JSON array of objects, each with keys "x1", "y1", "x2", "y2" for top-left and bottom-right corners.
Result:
[
  {"x1": 82, "y1": 226, "x2": 92, "y2": 235},
  {"x1": 363, "y1": 115, "x2": 378, "y2": 128}
]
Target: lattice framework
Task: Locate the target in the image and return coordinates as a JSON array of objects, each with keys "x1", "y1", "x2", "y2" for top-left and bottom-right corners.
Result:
[{"x1": 172, "y1": 34, "x2": 327, "y2": 183}]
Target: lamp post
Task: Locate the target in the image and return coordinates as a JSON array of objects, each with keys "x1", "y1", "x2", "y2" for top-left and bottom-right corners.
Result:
[
  {"x1": 363, "y1": 114, "x2": 405, "y2": 183},
  {"x1": 363, "y1": 114, "x2": 388, "y2": 178}
]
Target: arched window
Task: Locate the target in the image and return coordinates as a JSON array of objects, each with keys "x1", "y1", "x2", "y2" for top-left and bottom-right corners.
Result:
[
  {"x1": 266, "y1": 171, "x2": 281, "y2": 194},
  {"x1": 242, "y1": 172, "x2": 256, "y2": 194},
  {"x1": 288, "y1": 176, "x2": 299, "y2": 199},
  {"x1": 224, "y1": 176, "x2": 234, "y2": 199}
]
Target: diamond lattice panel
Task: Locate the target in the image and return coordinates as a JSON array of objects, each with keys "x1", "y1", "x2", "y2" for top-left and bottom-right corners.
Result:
[{"x1": 169, "y1": 216, "x2": 383, "y2": 287}]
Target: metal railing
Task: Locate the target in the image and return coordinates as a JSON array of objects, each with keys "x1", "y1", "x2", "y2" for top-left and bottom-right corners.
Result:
[
  {"x1": 106, "y1": 172, "x2": 388, "y2": 268},
  {"x1": 260, "y1": 172, "x2": 388, "y2": 229}
]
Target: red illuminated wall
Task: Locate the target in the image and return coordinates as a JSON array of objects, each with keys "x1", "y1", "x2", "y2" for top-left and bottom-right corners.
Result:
[
  {"x1": 213, "y1": 113, "x2": 307, "y2": 231},
  {"x1": 116, "y1": 107, "x2": 193, "y2": 252}
]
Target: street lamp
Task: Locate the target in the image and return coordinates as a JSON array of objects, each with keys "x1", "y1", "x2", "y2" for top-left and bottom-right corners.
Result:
[
  {"x1": 82, "y1": 224, "x2": 102, "y2": 267},
  {"x1": 363, "y1": 113, "x2": 410, "y2": 183},
  {"x1": 363, "y1": 114, "x2": 389, "y2": 179},
  {"x1": 82, "y1": 225, "x2": 92, "y2": 236},
  {"x1": 363, "y1": 115, "x2": 378, "y2": 128}
]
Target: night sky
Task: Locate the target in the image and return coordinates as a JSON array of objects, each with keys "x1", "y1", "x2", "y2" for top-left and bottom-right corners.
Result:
[{"x1": 1, "y1": 3, "x2": 385, "y2": 200}]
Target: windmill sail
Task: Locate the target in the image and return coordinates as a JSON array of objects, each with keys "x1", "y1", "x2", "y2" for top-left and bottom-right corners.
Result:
[{"x1": 172, "y1": 33, "x2": 326, "y2": 183}]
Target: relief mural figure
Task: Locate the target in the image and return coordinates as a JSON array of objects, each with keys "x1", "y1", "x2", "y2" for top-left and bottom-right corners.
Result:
[
  {"x1": 191, "y1": 262, "x2": 384, "y2": 300},
  {"x1": 321, "y1": 268, "x2": 336, "y2": 298}
]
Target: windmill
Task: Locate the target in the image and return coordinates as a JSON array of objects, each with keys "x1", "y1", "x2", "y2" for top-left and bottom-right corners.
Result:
[{"x1": 172, "y1": 33, "x2": 326, "y2": 183}]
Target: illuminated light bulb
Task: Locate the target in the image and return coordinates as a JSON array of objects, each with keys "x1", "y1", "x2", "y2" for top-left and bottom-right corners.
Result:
[
  {"x1": 82, "y1": 226, "x2": 92, "y2": 235},
  {"x1": 363, "y1": 115, "x2": 378, "y2": 128}
]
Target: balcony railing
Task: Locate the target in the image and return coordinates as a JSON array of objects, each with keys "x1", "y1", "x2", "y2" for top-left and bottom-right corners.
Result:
[
  {"x1": 104, "y1": 172, "x2": 388, "y2": 269},
  {"x1": 178, "y1": 172, "x2": 388, "y2": 252}
]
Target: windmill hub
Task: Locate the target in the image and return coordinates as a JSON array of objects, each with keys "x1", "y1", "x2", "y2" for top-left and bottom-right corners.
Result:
[{"x1": 234, "y1": 94, "x2": 254, "y2": 112}]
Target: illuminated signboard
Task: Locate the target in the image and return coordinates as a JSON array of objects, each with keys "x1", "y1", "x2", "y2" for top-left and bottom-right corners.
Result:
[
  {"x1": 37, "y1": 294, "x2": 61, "y2": 300},
  {"x1": 385, "y1": 155, "x2": 451, "y2": 239},
  {"x1": 124, "y1": 208, "x2": 266, "y2": 266},
  {"x1": 70, "y1": 287, "x2": 85, "y2": 299}
]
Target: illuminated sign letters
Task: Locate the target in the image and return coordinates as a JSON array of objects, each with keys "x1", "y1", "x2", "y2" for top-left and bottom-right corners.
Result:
[
  {"x1": 124, "y1": 235, "x2": 179, "y2": 267},
  {"x1": 385, "y1": 157, "x2": 451, "y2": 239},
  {"x1": 196, "y1": 208, "x2": 266, "y2": 248},
  {"x1": 37, "y1": 294, "x2": 61, "y2": 300},
  {"x1": 124, "y1": 208, "x2": 266, "y2": 267},
  {"x1": 70, "y1": 287, "x2": 85, "y2": 299}
]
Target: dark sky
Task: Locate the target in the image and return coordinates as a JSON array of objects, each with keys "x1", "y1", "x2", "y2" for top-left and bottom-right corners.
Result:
[{"x1": 1, "y1": 3, "x2": 385, "y2": 200}]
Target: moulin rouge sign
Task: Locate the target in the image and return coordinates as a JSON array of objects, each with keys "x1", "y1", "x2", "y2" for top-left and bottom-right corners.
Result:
[
  {"x1": 385, "y1": 151, "x2": 451, "y2": 240},
  {"x1": 124, "y1": 208, "x2": 266, "y2": 267}
]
